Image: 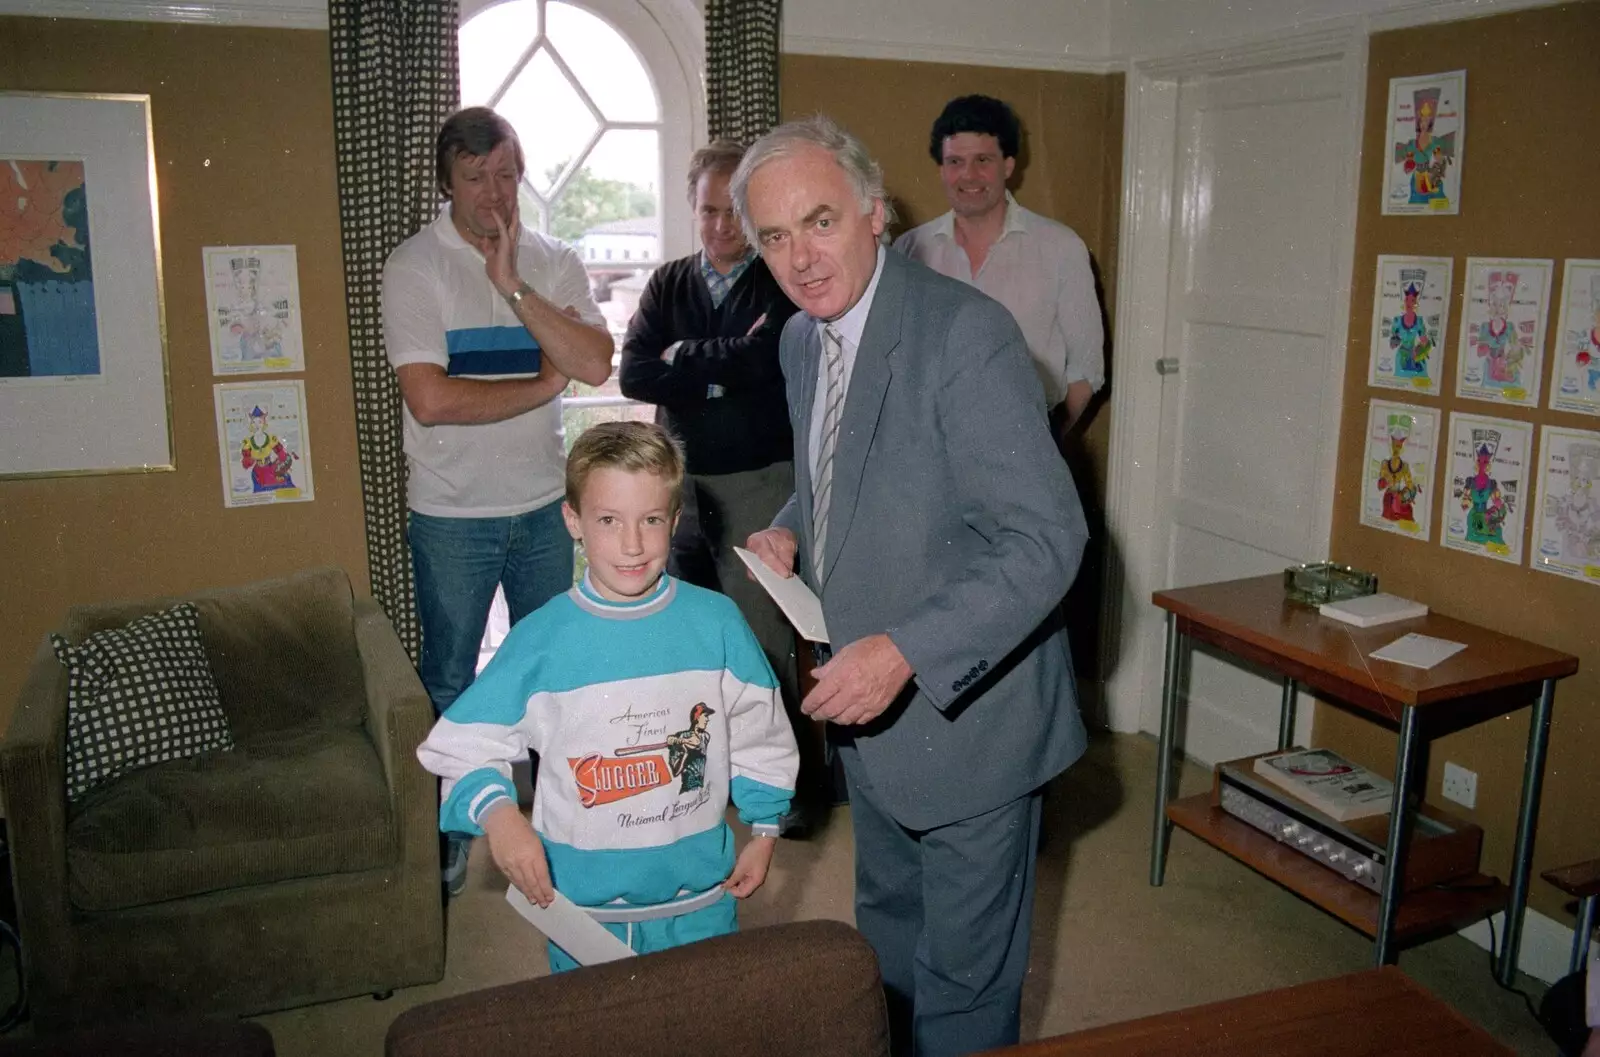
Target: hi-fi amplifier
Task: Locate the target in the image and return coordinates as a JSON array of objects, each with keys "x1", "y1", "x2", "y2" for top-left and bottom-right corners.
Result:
[{"x1": 1214, "y1": 756, "x2": 1482, "y2": 894}]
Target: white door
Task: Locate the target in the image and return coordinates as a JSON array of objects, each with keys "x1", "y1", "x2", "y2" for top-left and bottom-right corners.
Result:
[{"x1": 1144, "y1": 57, "x2": 1358, "y2": 764}]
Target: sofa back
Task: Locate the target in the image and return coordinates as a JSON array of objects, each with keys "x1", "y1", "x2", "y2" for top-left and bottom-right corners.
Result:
[
  {"x1": 63, "y1": 567, "x2": 367, "y2": 741},
  {"x1": 384, "y1": 919, "x2": 889, "y2": 1057}
]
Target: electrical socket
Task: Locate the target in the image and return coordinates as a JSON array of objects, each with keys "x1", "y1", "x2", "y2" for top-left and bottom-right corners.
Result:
[{"x1": 1442, "y1": 761, "x2": 1478, "y2": 809}]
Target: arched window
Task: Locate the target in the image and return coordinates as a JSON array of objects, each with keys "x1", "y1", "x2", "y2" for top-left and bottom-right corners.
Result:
[
  {"x1": 457, "y1": 0, "x2": 700, "y2": 654},
  {"x1": 458, "y1": 0, "x2": 700, "y2": 356}
]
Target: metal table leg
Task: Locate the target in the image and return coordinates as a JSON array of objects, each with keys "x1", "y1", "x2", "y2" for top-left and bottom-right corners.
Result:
[
  {"x1": 1570, "y1": 896, "x2": 1596, "y2": 976},
  {"x1": 1374, "y1": 704, "x2": 1421, "y2": 966},
  {"x1": 1497, "y1": 678, "x2": 1557, "y2": 985},
  {"x1": 1150, "y1": 612, "x2": 1183, "y2": 887},
  {"x1": 1277, "y1": 677, "x2": 1298, "y2": 751}
]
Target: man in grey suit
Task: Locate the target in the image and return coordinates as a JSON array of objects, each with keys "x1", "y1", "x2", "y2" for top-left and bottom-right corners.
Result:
[{"x1": 734, "y1": 116, "x2": 1090, "y2": 1056}]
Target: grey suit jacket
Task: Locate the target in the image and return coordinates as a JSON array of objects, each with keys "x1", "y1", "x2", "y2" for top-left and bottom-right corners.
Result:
[{"x1": 773, "y1": 249, "x2": 1089, "y2": 830}]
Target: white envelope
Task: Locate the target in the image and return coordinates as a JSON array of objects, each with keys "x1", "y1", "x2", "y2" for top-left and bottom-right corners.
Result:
[
  {"x1": 734, "y1": 546, "x2": 829, "y2": 643},
  {"x1": 504, "y1": 886, "x2": 636, "y2": 965},
  {"x1": 1369, "y1": 632, "x2": 1466, "y2": 670}
]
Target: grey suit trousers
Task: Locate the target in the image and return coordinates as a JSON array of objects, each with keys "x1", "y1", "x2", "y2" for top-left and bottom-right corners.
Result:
[{"x1": 843, "y1": 746, "x2": 1042, "y2": 1057}]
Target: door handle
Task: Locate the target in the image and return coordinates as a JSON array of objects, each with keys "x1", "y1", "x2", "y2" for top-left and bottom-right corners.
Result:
[{"x1": 1156, "y1": 357, "x2": 1180, "y2": 376}]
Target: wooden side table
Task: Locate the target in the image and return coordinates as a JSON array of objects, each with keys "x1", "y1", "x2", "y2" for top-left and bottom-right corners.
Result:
[
  {"x1": 1149, "y1": 575, "x2": 1578, "y2": 982},
  {"x1": 982, "y1": 967, "x2": 1515, "y2": 1056}
]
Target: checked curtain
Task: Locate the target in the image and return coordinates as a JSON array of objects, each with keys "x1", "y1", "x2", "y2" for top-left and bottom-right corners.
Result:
[
  {"x1": 328, "y1": 0, "x2": 460, "y2": 659},
  {"x1": 705, "y1": 0, "x2": 782, "y2": 143}
]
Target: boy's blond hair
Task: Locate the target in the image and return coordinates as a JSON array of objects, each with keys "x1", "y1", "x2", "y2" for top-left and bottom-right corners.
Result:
[{"x1": 565, "y1": 421, "x2": 685, "y2": 513}]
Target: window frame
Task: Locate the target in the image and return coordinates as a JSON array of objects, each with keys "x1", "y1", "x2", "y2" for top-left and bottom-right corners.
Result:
[{"x1": 457, "y1": 0, "x2": 703, "y2": 268}]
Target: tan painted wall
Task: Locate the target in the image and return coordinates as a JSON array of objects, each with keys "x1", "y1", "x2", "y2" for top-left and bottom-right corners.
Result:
[
  {"x1": 1320, "y1": 2, "x2": 1600, "y2": 925},
  {"x1": 0, "y1": 32, "x2": 1126, "y2": 737},
  {"x1": 779, "y1": 54, "x2": 1125, "y2": 691},
  {"x1": 0, "y1": 18, "x2": 369, "y2": 735}
]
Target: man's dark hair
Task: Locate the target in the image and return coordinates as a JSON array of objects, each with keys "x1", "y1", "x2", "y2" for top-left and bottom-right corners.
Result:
[
  {"x1": 435, "y1": 107, "x2": 525, "y2": 197},
  {"x1": 928, "y1": 95, "x2": 1021, "y2": 164}
]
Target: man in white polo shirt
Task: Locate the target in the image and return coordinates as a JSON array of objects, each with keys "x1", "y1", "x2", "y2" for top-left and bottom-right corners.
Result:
[
  {"x1": 382, "y1": 106, "x2": 613, "y2": 894},
  {"x1": 895, "y1": 94, "x2": 1105, "y2": 439}
]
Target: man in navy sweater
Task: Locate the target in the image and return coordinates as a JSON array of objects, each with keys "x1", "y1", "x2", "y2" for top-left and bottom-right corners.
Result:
[{"x1": 620, "y1": 141, "x2": 820, "y2": 827}]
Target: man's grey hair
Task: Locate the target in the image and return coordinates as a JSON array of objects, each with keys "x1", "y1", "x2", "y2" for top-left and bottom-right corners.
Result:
[{"x1": 730, "y1": 115, "x2": 897, "y2": 246}]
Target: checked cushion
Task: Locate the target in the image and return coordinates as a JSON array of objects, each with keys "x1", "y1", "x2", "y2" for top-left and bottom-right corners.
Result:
[{"x1": 51, "y1": 602, "x2": 234, "y2": 802}]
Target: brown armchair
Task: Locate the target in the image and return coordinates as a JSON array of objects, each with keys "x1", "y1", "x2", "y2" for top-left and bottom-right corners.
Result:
[{"x1": 1, "y1": 568, "x2": 444, "y2": 1027}]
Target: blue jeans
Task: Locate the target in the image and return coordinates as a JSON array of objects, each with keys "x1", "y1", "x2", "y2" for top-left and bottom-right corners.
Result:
[{"x1": 408, "y1": 501, "x2": 574, "y2": 715}]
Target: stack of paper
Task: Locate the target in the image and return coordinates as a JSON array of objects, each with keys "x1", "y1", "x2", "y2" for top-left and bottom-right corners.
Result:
[{"x1": 1318, "y1": 593, "x2": 1428, "y2": 628}]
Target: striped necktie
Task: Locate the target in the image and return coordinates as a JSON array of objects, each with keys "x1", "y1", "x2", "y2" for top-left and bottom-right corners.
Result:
[{"x1": 812, "y1": 325, "x2": 845, "y2": 579}]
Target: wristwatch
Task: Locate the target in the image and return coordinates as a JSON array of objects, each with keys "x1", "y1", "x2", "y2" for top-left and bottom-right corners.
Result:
[{"x1": 505, "y1": 282, "x2": 534, "y2": 307}]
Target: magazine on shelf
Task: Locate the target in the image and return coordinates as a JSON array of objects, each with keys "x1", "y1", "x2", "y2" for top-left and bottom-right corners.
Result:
[{"x1": 1252, "y1": 747, "x2": 1394, "y2": 821}]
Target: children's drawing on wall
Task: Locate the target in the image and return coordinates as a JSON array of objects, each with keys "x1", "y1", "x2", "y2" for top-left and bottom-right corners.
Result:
[
  {"x1": 1383, "y1": 71, "x2": 1466, "y2": 216},
  {"x1": 1455, "y1": 258, "x2": 1552, "y2": 408},
  {"x1": 1443, "y1": 412, "x2": 1531, "y2": 564},
  {"x1": 1361, "y1": 400, "x2": 1437, "y2": 541},
  {"x1": 1532, "y1": 426, "x2": 1600, "y2": 586},
  {"x1": 1369, "y1": 255, "x2": 1452, "y2": 395},
  {"x1": 204, "y1": 245, "x2": 304, "y2": 375},
  {"x1": 1550, "y1": 260, "x2": 1600, "y2": 417},
  {"x1": 1, "y1": 159, "x2": 101, "y2": 383},
  {"x1": 214, "y1": 380, "x2": 314, "y2": 507}
]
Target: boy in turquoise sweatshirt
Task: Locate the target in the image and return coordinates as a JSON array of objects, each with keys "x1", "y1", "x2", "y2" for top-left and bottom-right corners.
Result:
[{"x1": 417, "y1": 421, "x2": 798, "y2": 970}]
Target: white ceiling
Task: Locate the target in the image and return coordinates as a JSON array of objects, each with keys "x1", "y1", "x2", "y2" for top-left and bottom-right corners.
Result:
[{"x1": 0, "y1": 0, "x2": 1567, "y2": 68}]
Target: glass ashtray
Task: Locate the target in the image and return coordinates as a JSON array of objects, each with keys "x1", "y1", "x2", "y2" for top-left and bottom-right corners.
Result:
[{"x1": 1283, "y1": 562, "x2": 1378, "y2": 606}]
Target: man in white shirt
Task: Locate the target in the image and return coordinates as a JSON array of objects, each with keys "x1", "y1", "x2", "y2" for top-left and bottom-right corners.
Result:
[
  {"x1": 895, "y1": 95, "x2": 1105, "y2": 437},
  {"x1": 382, "y1": 107, "x2": 613, "y2": 894}
]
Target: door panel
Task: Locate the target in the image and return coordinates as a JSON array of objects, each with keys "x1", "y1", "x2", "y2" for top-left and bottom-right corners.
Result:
[{"x1": 1155, "y1": 58, "x2": 1353, "y2": 764}]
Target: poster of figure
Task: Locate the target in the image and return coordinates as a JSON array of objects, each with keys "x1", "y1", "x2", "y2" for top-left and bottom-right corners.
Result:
[
  {"x1": 1361, "y1": 400, "x2": 1438, "y2": 541},
  {"x1": 1442, "y1": 412, "x2": 1532, "y2": 564},
  {"x1": 1549, "y1": 259, "x2": 1600, "y2": 417},
  {"x1": 1383, "y1": 70, "x2": 1466, "y2": 216},
  {"x1": 1369, "y1": 255, "x2": 1453, "y2": 395},
  {"x1": 1532, "y1": 426, "x2": 1600, "y2": 586},
  {"x1": 1454, "y1": 258, "x2": 1552, "y2": 408},
  {"x1": 213, "y1": 381, "x2": 314, "y2": 507},
  {"x1": 203, "y1": 245, "x2": 304, "y2": 375},
  {"x1": 1, "y1": 159, "x2": 101, "y2": 382}
]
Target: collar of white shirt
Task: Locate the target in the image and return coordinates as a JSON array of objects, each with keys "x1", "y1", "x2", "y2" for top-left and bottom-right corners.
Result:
[
  {"x1": 929, "y1": 192, "x2": 1030, "y2": 242},
  {"x1": 808, "y1": 246, "x2": 886, "y2": 480}
]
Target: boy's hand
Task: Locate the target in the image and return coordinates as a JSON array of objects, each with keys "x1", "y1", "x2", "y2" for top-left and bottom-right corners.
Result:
[
  {"x1": 481, "y1": 801, "x2": 555, "y2": 907},
  {"x1": 725, "y1": 835, "x2": 777, "y2": 898}
]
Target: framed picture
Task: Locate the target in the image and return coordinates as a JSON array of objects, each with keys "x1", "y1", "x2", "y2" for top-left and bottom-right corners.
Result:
[
  {"x1": 214, "y1": 381, "x2": 314, "y2": 508},
  {"x1": 0, "y1": 92, "x2": 171, "y2": 478},
  {"x1": 1549, "y1": 259, "x2": 1600, "y2": 417},
  {"x1": 1382, "y1": 70, "x2": 1466, "y2": 216},
  {"x1": 1454, "y1": 258, "x2": 1553, "y2": 409},
  {"x1": 1360, "y1": 400, "x2": 1439, "y2": 542},
  {"x1": 1531, "y1": 425, "x2": 1600, "y2": 586},
  {"x1": 1441, "y1": 411, "x2": 1533, "y2": 565},
  {"x1": 204, "y1": 244, "x2": 305, "y2": 375},
  {"x1": 1368, "y1": 255, "x2": 1452, "y2": 396}
]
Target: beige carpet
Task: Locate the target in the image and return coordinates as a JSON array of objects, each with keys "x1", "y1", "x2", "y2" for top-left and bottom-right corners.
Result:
[{"x1": 254, "y1": 732, "x2": 1559, "y2": 1055}]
